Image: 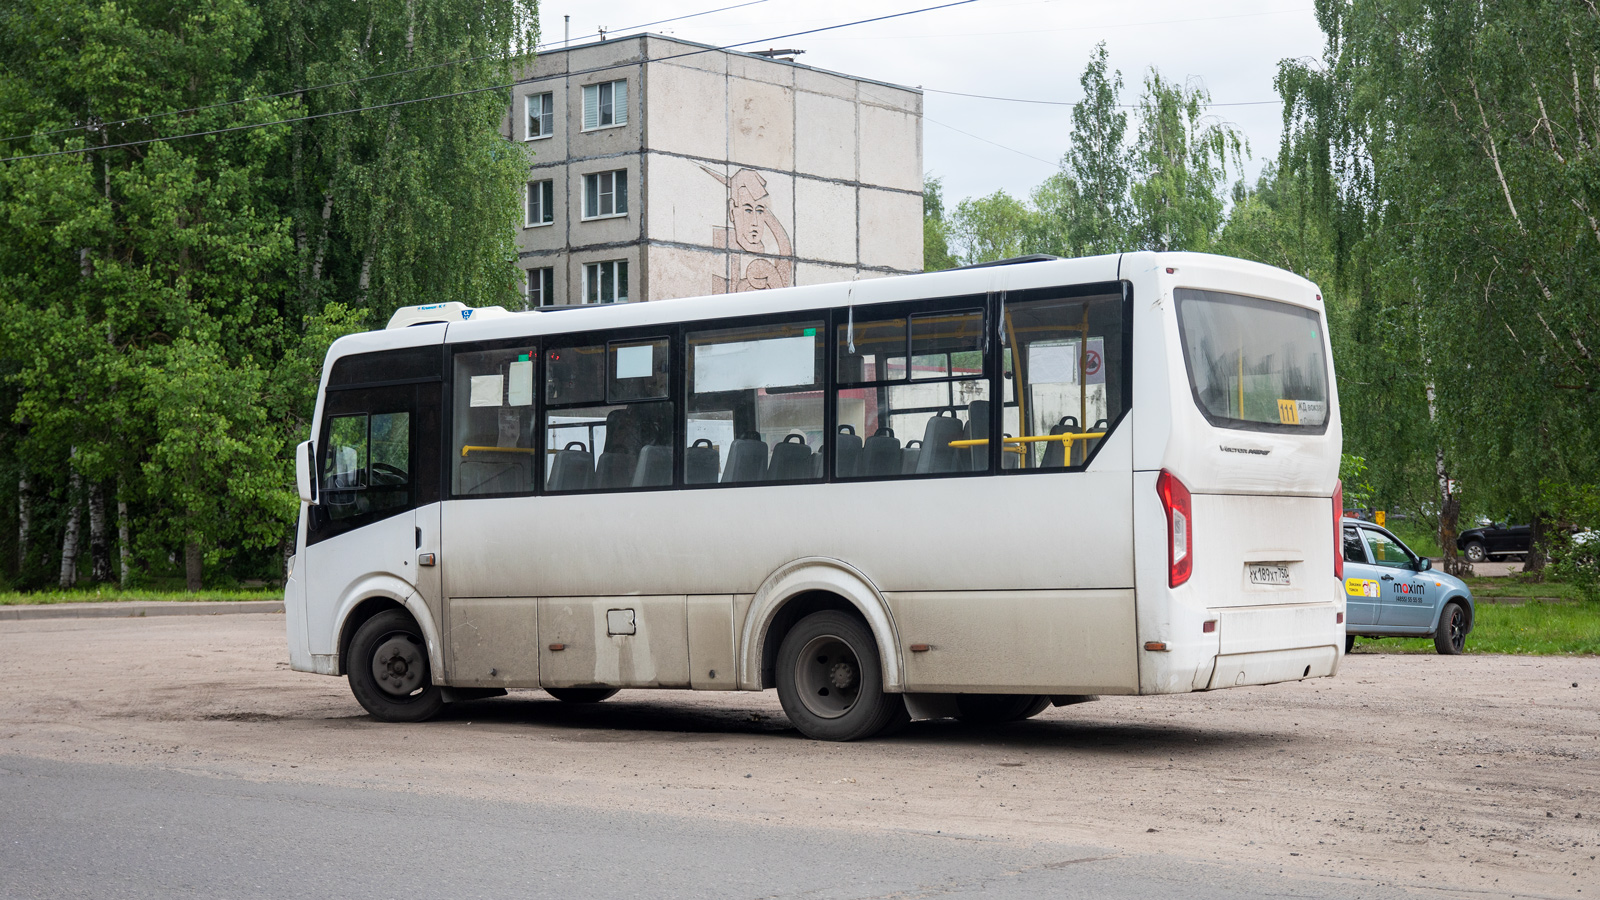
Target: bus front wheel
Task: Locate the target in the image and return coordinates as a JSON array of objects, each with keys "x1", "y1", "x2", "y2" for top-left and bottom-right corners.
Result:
[
  {"x1": 348, "y1": 609, "x2": 445, "y2": 723},
  {"x1": 775, "y1": 611, "x2": 907, "y2": 742}
]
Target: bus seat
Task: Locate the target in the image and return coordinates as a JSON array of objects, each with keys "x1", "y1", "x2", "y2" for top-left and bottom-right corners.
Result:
[
  {"x1": 811, "y1": 452, "x2": 824, "y2": 478},
  {"x1": 595, "y1": 450, "x2": 637, "y2": 489},
  {"x1": 1040, "y1": 416, "x2": 1080, "y2": 468},
  {"x1": 962, "y1": 400, "x2": 991, "y2": 471},
  {"x1": 1081, "y1": 418, "x2": 1109, "y2": 462},
  {"x1": 900, "y1": 439, "x2": 921, "y2": 474},
  {"x1": 767, "y1": 434, "x2": 813, "y2": 481},
  {"x1": 632, "y1": 444, "x2": 671, "y2": 487},
  {"x1": 722, "y1": 436, "x2": 768, "y2": 483},
  {"x1": 915, "y1": 413, "x2": 966, "y2": 474},
  {"x1": 835, "y1": 424, "x2": 863, "y2": 478},
  {"x1": 547, "y1": 441, "x2": 594, "y2": 491},
  {"x1": 685, "y1": 438, "x2": 720, "y2": 484},
  {"x1": 861, "y1": 427, "x2": 901, "y2": 477},
  {"x1": 602, "y1": 407, "x2": 638, "y2": 452}
]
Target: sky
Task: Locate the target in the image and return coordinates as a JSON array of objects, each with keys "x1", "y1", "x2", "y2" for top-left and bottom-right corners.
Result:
[{"x1": 538, "y1": 0, "x2": 1330, "y2": 206}]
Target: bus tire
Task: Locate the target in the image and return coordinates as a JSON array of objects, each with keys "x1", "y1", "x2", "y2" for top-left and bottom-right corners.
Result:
[
  {"x1": 775, "y1": 610, "x2": 907, "y2": 742},
  {"x1": 955, "y1": 694, "x2": 1050, "y2": 725},
  {"x1": 546, "y1": 688, "x2": 620, "y2": 703},
  {"x1": 1434, "y1": 602, "x2": 1468, "y2": 655},
  {"x1": 348, "y1": 609, "x2": 444, "y2": 723}
]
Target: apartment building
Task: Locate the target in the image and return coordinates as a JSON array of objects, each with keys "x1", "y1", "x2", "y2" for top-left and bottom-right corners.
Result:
[{"x1": 508, "y1": 34, "x2": 924, "y2": 306}]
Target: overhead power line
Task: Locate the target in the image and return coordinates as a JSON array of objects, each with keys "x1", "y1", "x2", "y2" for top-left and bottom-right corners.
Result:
[
  {"x1": 2, "y1": 0, "x2": 980, "y2": 164},
  {"x1": 922, "y1": 87, "x2": 1280, "y2": 108}
]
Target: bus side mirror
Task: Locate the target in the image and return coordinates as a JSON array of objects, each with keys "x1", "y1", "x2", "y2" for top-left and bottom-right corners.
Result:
[{"x1": 296, "y1": 440, "x2": 317, "y2": 505}]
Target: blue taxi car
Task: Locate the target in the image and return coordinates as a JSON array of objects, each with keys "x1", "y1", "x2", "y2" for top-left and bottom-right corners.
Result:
[{"x1": 1342, "y1": 518, "x2": 1474, "y2": 655}]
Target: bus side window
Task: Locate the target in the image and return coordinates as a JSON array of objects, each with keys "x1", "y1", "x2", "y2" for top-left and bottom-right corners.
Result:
[
  {"x1": 452, "y1": 345, "x2": 538, "y2": 496},
  {"x1": 1000, "y1": 292, "x2": 1125, "y2": 470},
  {"x1": 834, "y1": 309, "x2": 988, "y2": 478},
  {"x1": 686, "y1": 320, "x2": 824, "y2": 485},
  {"x1": 544, "y1": 337, "x2": 674, "y2": 492}
]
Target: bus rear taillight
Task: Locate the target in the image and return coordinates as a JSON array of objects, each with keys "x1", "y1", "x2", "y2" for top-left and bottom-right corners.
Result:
[
  {"x1": 1332, "y1": 480, "x2": 1344, "y2": 581},
  {"x1": 1156, "y1": 470, "x2": 1192, "y2": 587}
]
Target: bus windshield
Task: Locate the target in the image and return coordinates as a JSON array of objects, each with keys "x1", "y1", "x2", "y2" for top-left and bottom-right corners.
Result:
[{"x1": 1175, "y1": 288, "x2": 1329, "y2": 433}]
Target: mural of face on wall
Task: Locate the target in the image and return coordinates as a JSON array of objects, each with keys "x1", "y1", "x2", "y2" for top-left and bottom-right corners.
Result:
[{"x1": 701, "y1": 165, "x2": 793, "y2": 293}]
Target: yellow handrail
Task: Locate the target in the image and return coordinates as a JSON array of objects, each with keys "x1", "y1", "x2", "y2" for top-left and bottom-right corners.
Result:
[
  {"x1": 947, "y1": 432, "x2": 1106, "y2": 448},
  {"x1": 460, "y1": 445, "x2": 540, "y2": 458},
  {"x1": 949, "y1": 432, "x2": 1106, "y2": 465}
]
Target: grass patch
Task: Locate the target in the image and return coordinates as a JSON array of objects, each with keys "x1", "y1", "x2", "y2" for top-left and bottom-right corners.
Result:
[
  {"x1": 1351, "y1": 599, "x2": 1600, "y2": 656},
  {"x1": 0, "y1": 588, "x2": 282, "y2": 606},
  {"x1": 1461, "y1": 577, "x2": 1584, "y2": 602}
]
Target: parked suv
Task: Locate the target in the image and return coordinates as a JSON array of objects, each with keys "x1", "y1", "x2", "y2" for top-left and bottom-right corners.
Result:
[
  {"x1": 1344, "y1": 518, "x2": 1474, "y2": 655},
  {"x1": 1455, "y1": 521, "x2": 1531, "y2": 562}
]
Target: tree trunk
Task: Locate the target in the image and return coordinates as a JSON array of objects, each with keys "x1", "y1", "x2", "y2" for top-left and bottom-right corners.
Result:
[
  {"x1": 1436, "y1": 449, "x2": 1470, "y2": 576},
  {"x1": 1523, "y1": 512, "x2": 1551, "y2": 578},
  {"x1": 184, "y1": 540, "x2": 203, "y2": 592},
  {"x1": 89, "y1": 481, "x2": 111, "y2": 582},
  {"x1": 16, "y1": 473, "x2": 29, "y2": 576},
  {"x1": 117, "y1": 478, "x2": 131, "y2": 587},
  {"x1": 59, "y1": 461, "x2": 82, "y2": 589}
]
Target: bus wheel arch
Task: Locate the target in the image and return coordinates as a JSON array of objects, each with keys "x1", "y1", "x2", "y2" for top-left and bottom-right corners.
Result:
[
  {"x1": 740, "y1": 558, "x2": 902, "y2": 693},
  {"x1": 332, "y1": 581, "x2": 443, "y2": 680}
]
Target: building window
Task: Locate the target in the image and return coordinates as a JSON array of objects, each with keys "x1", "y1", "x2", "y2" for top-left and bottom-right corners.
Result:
[
  {"x1": 581, "y1": 80, "x2": 628, "y2": 131},
  {"x1": 525, "y1": 180, "x2": 554, "y2": 228},
  {"x1": 526, "y1": 267, "x2": 555, "y2": 307},
  {"x1": 525, "y1": 92, "x2": 553, "y2": 140},
  {"x1": 583, "y1": 260, "x2": 629, "y2": 304},
  {"x1": 582, "y1": 170, "x2": 628, "y2": 219}
]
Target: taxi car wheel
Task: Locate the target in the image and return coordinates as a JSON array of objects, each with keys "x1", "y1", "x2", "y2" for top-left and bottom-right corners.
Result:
[
  {"x1": 1463, "y1": 542, "x2": 1487, "y2": 563},
  {"x1": 1344, "y1": 634, "x2": 1356, "y2": 654},
  {"x1": 1434, "y1": 602, "x2": 1468, "y2": 655}
]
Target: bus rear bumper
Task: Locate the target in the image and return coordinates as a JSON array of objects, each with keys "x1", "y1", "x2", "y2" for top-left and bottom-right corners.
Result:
[{"x1": 1205, "y1": 645, "x2": 1338, "y2": 689}]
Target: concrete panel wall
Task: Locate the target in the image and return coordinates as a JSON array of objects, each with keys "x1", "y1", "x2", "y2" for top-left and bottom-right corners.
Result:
[{"x1": 512, "y1": 35, "x2": 922, "y2": 307}]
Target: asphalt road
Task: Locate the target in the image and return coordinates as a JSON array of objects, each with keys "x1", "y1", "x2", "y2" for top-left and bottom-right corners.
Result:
[{"x1": 0, "y1": 754, "x2": 1422, "y2": 900}]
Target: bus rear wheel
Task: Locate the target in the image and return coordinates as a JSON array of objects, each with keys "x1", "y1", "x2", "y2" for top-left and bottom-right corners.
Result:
[
  {"x1": 776, "y1": 611, "x2": 907, "y2": 742},
  {"x1": 955, "y1": 694, "x2": 1050, "y2": 725},
  {"x1": 546, "y1": 688, "x2": 620, "y2": 703},
  {"x1": 348, "y1": 609, "x2": 444, "y2": 723}
]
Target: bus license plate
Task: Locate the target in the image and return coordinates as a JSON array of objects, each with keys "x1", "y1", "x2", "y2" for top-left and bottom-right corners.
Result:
[{"x1": 1248, "y1": 564, "x2": 1291, "y2": 586}]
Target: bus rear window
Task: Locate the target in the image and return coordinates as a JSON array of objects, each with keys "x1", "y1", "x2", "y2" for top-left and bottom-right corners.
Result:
[{"x1": 1175, "y1": 288, "x2": 1329, "y2": 433}]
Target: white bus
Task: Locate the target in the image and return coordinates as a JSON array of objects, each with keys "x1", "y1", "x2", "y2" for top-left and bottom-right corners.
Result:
[{"x1": 285, "y1": 252, "x2": 1345, "y2": 741}]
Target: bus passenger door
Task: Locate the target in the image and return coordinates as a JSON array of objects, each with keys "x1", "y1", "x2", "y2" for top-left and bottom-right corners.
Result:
[{"x1": 303, "y1": 384, "x2": 432, "y2": 663}]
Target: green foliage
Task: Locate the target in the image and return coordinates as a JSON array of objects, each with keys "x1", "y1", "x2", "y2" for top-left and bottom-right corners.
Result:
[
  {"x1": 944, "y1": 44, "x2": 1247, "y2": 265},
  {"x1": 1279, "y1": 0, "x2": 1600, "y2": 539},
  {"x1": 0, "y1": 0, "x2": 536, "y2": 589},
  {"x1": 1339, "y1": 454, "x2": 1376, "y2": 510},
  {"x1": 922, "y1": 175, "x2": 959, "y2": 272}
]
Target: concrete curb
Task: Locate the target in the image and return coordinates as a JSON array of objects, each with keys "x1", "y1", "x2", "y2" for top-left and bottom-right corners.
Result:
[{"x1": 0, "y1": 600, "x2": 284, "y2": 621}]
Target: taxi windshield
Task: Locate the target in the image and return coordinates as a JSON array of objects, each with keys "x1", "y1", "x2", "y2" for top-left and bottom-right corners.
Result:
[{"x1": 1175, "y1": 288, "x2": 1330, "y2": 433}]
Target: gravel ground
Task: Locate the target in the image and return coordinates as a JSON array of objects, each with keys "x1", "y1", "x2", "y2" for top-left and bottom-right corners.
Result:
[{"x1": 1, "y1": 614, "x2": 1595, "y2": 898}]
